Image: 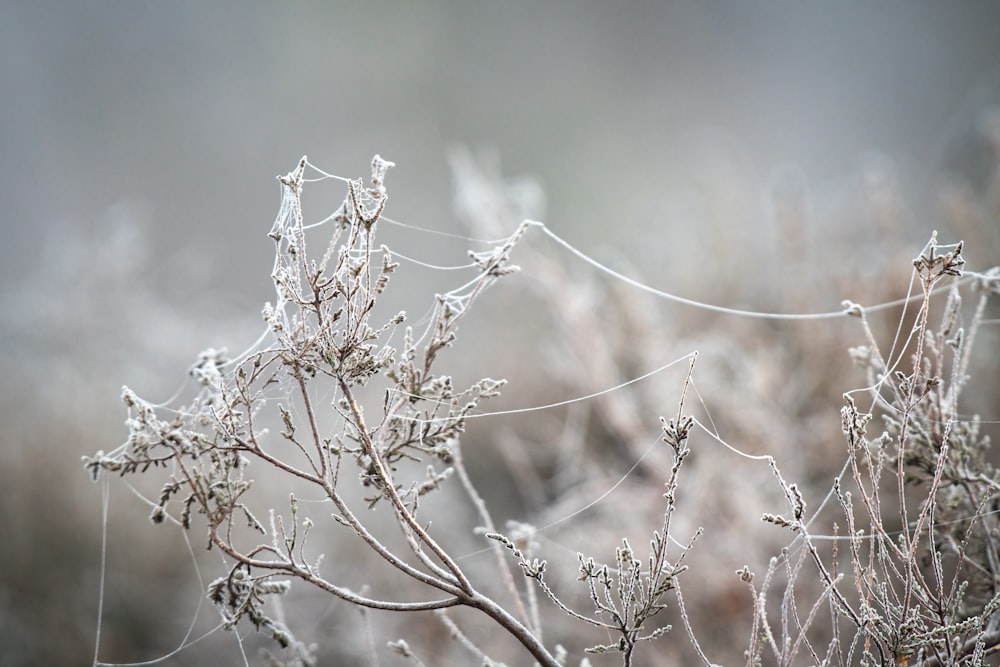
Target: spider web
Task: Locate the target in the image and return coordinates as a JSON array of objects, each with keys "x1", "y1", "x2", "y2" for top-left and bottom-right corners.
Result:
[{"x1": 89, "y1": 156, "x2": 1000, "y2": 667}]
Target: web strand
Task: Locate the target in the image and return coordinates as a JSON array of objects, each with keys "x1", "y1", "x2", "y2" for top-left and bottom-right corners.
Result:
[{"x1": 92, "y1": 475, "x2": 109, "y2": 667}]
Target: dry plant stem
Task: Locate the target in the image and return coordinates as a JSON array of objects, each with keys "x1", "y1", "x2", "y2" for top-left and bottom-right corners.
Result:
[
  {"x1": 675, "y1": 583, "x2": 713, "y2": 667},
  {"x1": 461, "y1": 593, "x2": 560, "y2": 667},
  {"x1": 829, "y1": 527, "x2": 845, "y2": 666},
  {"x1": 768, "y1": 460, "x2": 863, "y2": 633},
  {"x1": 339, "y1": 376, "x2": 471, "y2": 591},
  {"x1": 207, "y1": 526, "x2": 462, "y2": 613},
  {"x1": 895, "y1": 278, "x2": 935, "y2": 553},
  {"x1": 436, "y1": 610, "x2": 499, "y2": 666},
  {"x1": 450, "y1": 441, "x2": 533, "y2": 631},
  {"x1": 338, "y1": 376, "x2": 560, "y2": 667},
  {"x1": 758, "y1": 559, "x2": 783, "y2": 659},
  {"x1": 782, "y1": 546, "x2": 834, "y2": 665},
  {"x1": 293, "y1": 363, "x2": 326, "y2": 481},
  {"x1": 217, "y1": 407, "x2": 466, "y2": 596},
  {"x1": 199, "y1": 430, "x2": 468, "y2": 607},
  {"x1": 892, "y1": 268, "x2": 951, "y2": 644}
]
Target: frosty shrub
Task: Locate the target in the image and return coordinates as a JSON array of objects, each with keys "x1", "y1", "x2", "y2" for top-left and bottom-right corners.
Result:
[{"x1": 86, "y1": 155, "x2": 1000, "y2": 666}]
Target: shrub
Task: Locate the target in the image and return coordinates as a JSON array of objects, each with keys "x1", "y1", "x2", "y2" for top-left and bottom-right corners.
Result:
[{"x1": 86, "y1": 154, "x2": 1000, "y2": 666}]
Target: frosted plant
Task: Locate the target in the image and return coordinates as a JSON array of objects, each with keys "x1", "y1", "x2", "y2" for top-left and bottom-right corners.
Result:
[
  {"x1": 85, "y1": 153, "x2": 1000, "y2": 667},
  {"x1": 85, "y1": 155, "x2": 706, "y2": 667}
]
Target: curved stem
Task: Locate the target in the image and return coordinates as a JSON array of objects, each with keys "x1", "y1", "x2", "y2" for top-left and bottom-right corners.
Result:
[
  {"x1": 466, "y1": 591, "x2": 560, "y2": 667},
  {"x1": 209, "y1": 527, "x2": 461, "y2": 613},
  {"x1": 338, "y1": 377, "x2": 473, "y2": 592}
]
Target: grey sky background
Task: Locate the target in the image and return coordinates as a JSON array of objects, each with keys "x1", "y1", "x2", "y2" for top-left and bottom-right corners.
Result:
[{"x1": 5, "y1": 3, "x2": 1000, "y2": 287}]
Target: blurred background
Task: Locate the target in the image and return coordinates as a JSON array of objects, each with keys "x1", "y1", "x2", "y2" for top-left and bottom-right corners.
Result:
[{"x1": 2, "y1": 2, "x2": 1000, "y2": 665}]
